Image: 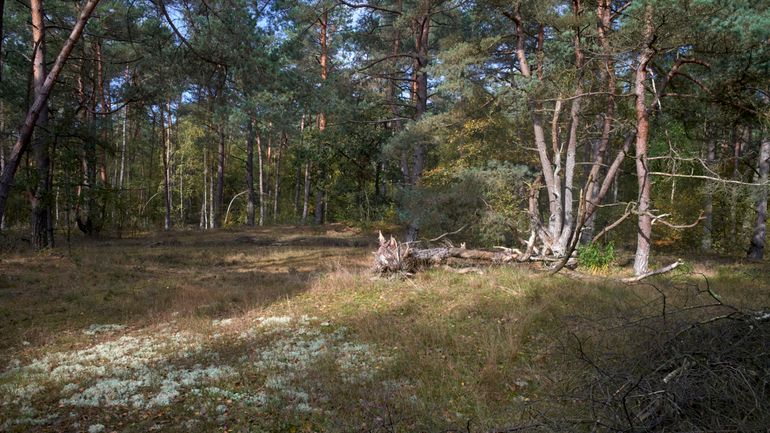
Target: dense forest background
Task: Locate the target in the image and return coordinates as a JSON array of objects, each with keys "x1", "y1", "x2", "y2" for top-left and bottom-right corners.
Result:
[{"x1": 0, "y1": 0, "x2": 768, "y2": 275}]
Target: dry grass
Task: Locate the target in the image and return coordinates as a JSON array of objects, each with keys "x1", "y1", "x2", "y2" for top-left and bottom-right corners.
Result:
[{"x1": 0, "y1": 225, "x2": 768, "y2": 432}]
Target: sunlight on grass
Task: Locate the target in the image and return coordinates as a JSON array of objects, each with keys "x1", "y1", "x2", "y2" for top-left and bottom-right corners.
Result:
[{"x1": 1, "y1": 227, "x2": 768, "y2": 431}]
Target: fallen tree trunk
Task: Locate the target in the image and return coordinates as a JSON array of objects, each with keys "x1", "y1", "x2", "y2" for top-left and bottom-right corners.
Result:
[{"x1": 373, "y1": 232, "x2": 520, "y2": 274}]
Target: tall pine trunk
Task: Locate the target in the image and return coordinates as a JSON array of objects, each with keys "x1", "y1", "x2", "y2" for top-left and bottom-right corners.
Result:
[
  {"x1": 302, "y1": 162, "x2": 311, "y2": 225},
  {"x1": 94, "y1": 39, "x2": 109, "y2": 186},
  {"x1": 257, "y1": 134, "x2": 265, "y2": 226},
  {"x1": 314, "y1": 12, "x2": 329, "y2": 226},
  {"x1": 273, "y1": 133, "x2": 283, "y2": 222},
  {"x1": 118, "y1": 67, "x2": 129, "y2": 190},
  {"x1": 212, "y1": 127, "x2": 225, "y2": 228},
  {"x1": 161, "y1": 103, "x2": 172, "y2": 231},
  {"x1": 404, "y1": 8, "x2": 430, "y2": 241},
  {"x1": 633, "y1": 3, "x2": 655, "y2": 276},
  {"x1": 200, "y1": 143, "x2": 208, "y2": 229},
  {"x1": 30, "y1": 0, "x2": 52, "y2": 249},
  {"x1": 246, "y1": 119, "x2": 256, "y2": 226}
]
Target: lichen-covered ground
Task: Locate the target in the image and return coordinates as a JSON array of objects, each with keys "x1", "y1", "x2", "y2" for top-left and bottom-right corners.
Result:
[
  {"x1": 1, "y1": 226, "x2": 768, "y2": 432},
  {"x1": 3, "y1": 314, "x2": 393, "y2": 432}
]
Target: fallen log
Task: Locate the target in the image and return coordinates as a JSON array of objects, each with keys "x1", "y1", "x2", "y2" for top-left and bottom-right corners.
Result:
[{"x1": 373, "y1": 232, "x2": 520, "y2": 274}]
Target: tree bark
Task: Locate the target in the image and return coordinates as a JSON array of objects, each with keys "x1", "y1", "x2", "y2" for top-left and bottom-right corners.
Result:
[
  {"x1": 633, "y1": 3, "x2": 655, "y2": 276},
  {"x1": 0, "y1": 0, "x2": 101, "y2": 226},
  {"x1": 581, "y1": 0, "x2": 617, "y2": 245},
  {"x1": 30, "y1": 0, "x2": 52, "y2": 249},
  {"x1": 212, "y1": 127, "x2": 225, "y2": 228},
  {"x1": 302, "y1": 162, "x2": 311, "y2": 225},
  {"x1": 94, "y1": 39, "x2": 109, "y2": 186},
  {"x1": 200, "y1": 143, "x2": 208, "y2": 229},
  {"x1": 510, "y1": 6, "x2": 562, "y2": 253},
  {"x1": 161, "y1": 103, "x2": 172, "y2": 230},
  {"x1": 404, "y1": 7, "x2": 431, "y2": 241},
  {"x1": 555, "y1": 0, "x2": 584, "y2": 252},
  {"x1": 0, "y1": 102, "x2": 5, "y2": 229},
  {"x1": 293, "y1": 165, "x2": 301, "y2": 217},
  {"x1": 246, "y1": 119, "x2": 256, "y2": 226},
  {"x1": 748, "y1": 134, "x2": 769, "y2": 259},
  {"x1": 118, "y1": 67, "x2": 129, "y2": 190},
  {"x1": 256, "y1": 133, "x2": 265, "y2": 226},
  {"x1": 314, "y1": 12, "x2": 329, "y2": 226},
  {"x1": 273, "y1": 133, "x2": 284, "y2": 222}
]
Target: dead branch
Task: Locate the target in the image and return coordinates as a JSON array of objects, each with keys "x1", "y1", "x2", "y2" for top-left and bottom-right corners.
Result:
[
  {"x1": 622, "y1": 260, "x2": 682, "y2": 283},
  {"x1": 592, "y1": 202, "x2": 635, "y2": 244},
  {"x1": 650, "y1": 171, "x2": 769, "y2": 186},
  {"x1": 424, "y1": 224, "x2": 468, "y2": 243},
  {"x1": 648, "y1": 211, "x2": 704, "y2": 229}
]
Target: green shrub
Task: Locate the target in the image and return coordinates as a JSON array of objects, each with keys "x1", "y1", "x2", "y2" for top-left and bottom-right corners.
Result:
[{"x1": 577, "y1": 242, "x2": 615, "y2": 272}]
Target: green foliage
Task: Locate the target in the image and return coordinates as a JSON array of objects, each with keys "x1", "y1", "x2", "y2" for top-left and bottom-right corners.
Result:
[
  {"x1": 401, "y1": 161, "x2": 531, "y2": 246},
  {"x1": 577, "y1": 242, "x2": 615, "y2": 272}
]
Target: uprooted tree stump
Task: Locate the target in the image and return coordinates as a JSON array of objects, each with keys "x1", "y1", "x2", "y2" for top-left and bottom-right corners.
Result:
[{"x1": 372, "y1": 232, "x2": 521, "y2": 275}]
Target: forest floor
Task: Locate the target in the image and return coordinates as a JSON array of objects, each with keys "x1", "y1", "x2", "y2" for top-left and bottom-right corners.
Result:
[{"x1": 0, "y1": 225, "x2": 768, "y2": 432}]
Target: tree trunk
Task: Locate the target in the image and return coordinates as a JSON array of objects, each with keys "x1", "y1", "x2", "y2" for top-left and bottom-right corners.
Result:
[
  {"x1": 0, "y1": 0, "x2": 101, "y2": 227},
  {"x1": 293, "y1": 165, "x2": 301, "y2": 217},
  {"x1": 702, "y1": 138, "x2": 716, "y2": 251},
  {"x1": 161, "y1": 104, "x2": 172, "y2": 231},
  {"x1": 313, "y1": 13, "x2": 329, "y2": 227},
  {"x1": 77, "y1": 49, "x2": 101, "y2": 236},
  {"x1": 633, "y1": 3, "x2": 655, "y2": 276},
  {"x1": 179, "y1": 154, "x2": 184, "y2": 224},
  {"x1": 555, "y1": 0, "x2": 584, "y2": 252},
  {"x1": 212, "y1": 127, "x2": 225, "y2": 228},
  {"x1": 748, "y1": 134, "x2": 769, "y2": 259},
  {"x1": 511, "y1": 6, "x2": 562, "y2": 253},
  {"x1": 302, "y1": 162, "x2": 311, "y2": 225},
  {"x1": 314, "y1": 168, "x2": 326, "y2": 225},
  {"x1": 273, "y1": 133, "x2": 284, "y2": 222},
  {"x1": 30, "y1": 0, "x2": 52, "y2": 249},
  {"x1": 265, "y1": 131, "x2": 272, "y2": 220},
  {"x1": 209, "y1": 144, "x2": 214, "y2": 227},
  {"x1": 582, "y1": 1, "x2": 617, "y2": 245},
  {"x1": 200, "y1": 143, "x2": 208, "y2": 229},
  {"x1": 257, "y1": 133, "x2": 265, "y2": 226},
  {"x1": 404, "y1": 9, "x2": 431, "y2": 242},
  {"x1": 246, "y1": 119, "x2": 256, "y2": 226},
  {"x1": 118, "y1": 67, "x2": 129, "y2": 190},
  {"x1": 0, "y1": 102, "x2": 5, "y2": 229},
  {"x1": 94, "y1": 39, "x2": 109, "y2": 186}
]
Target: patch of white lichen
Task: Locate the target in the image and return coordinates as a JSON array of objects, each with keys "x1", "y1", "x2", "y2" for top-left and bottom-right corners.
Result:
[{"x1": 0, "y1": 315, "x2": 391, "y2": 431}]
